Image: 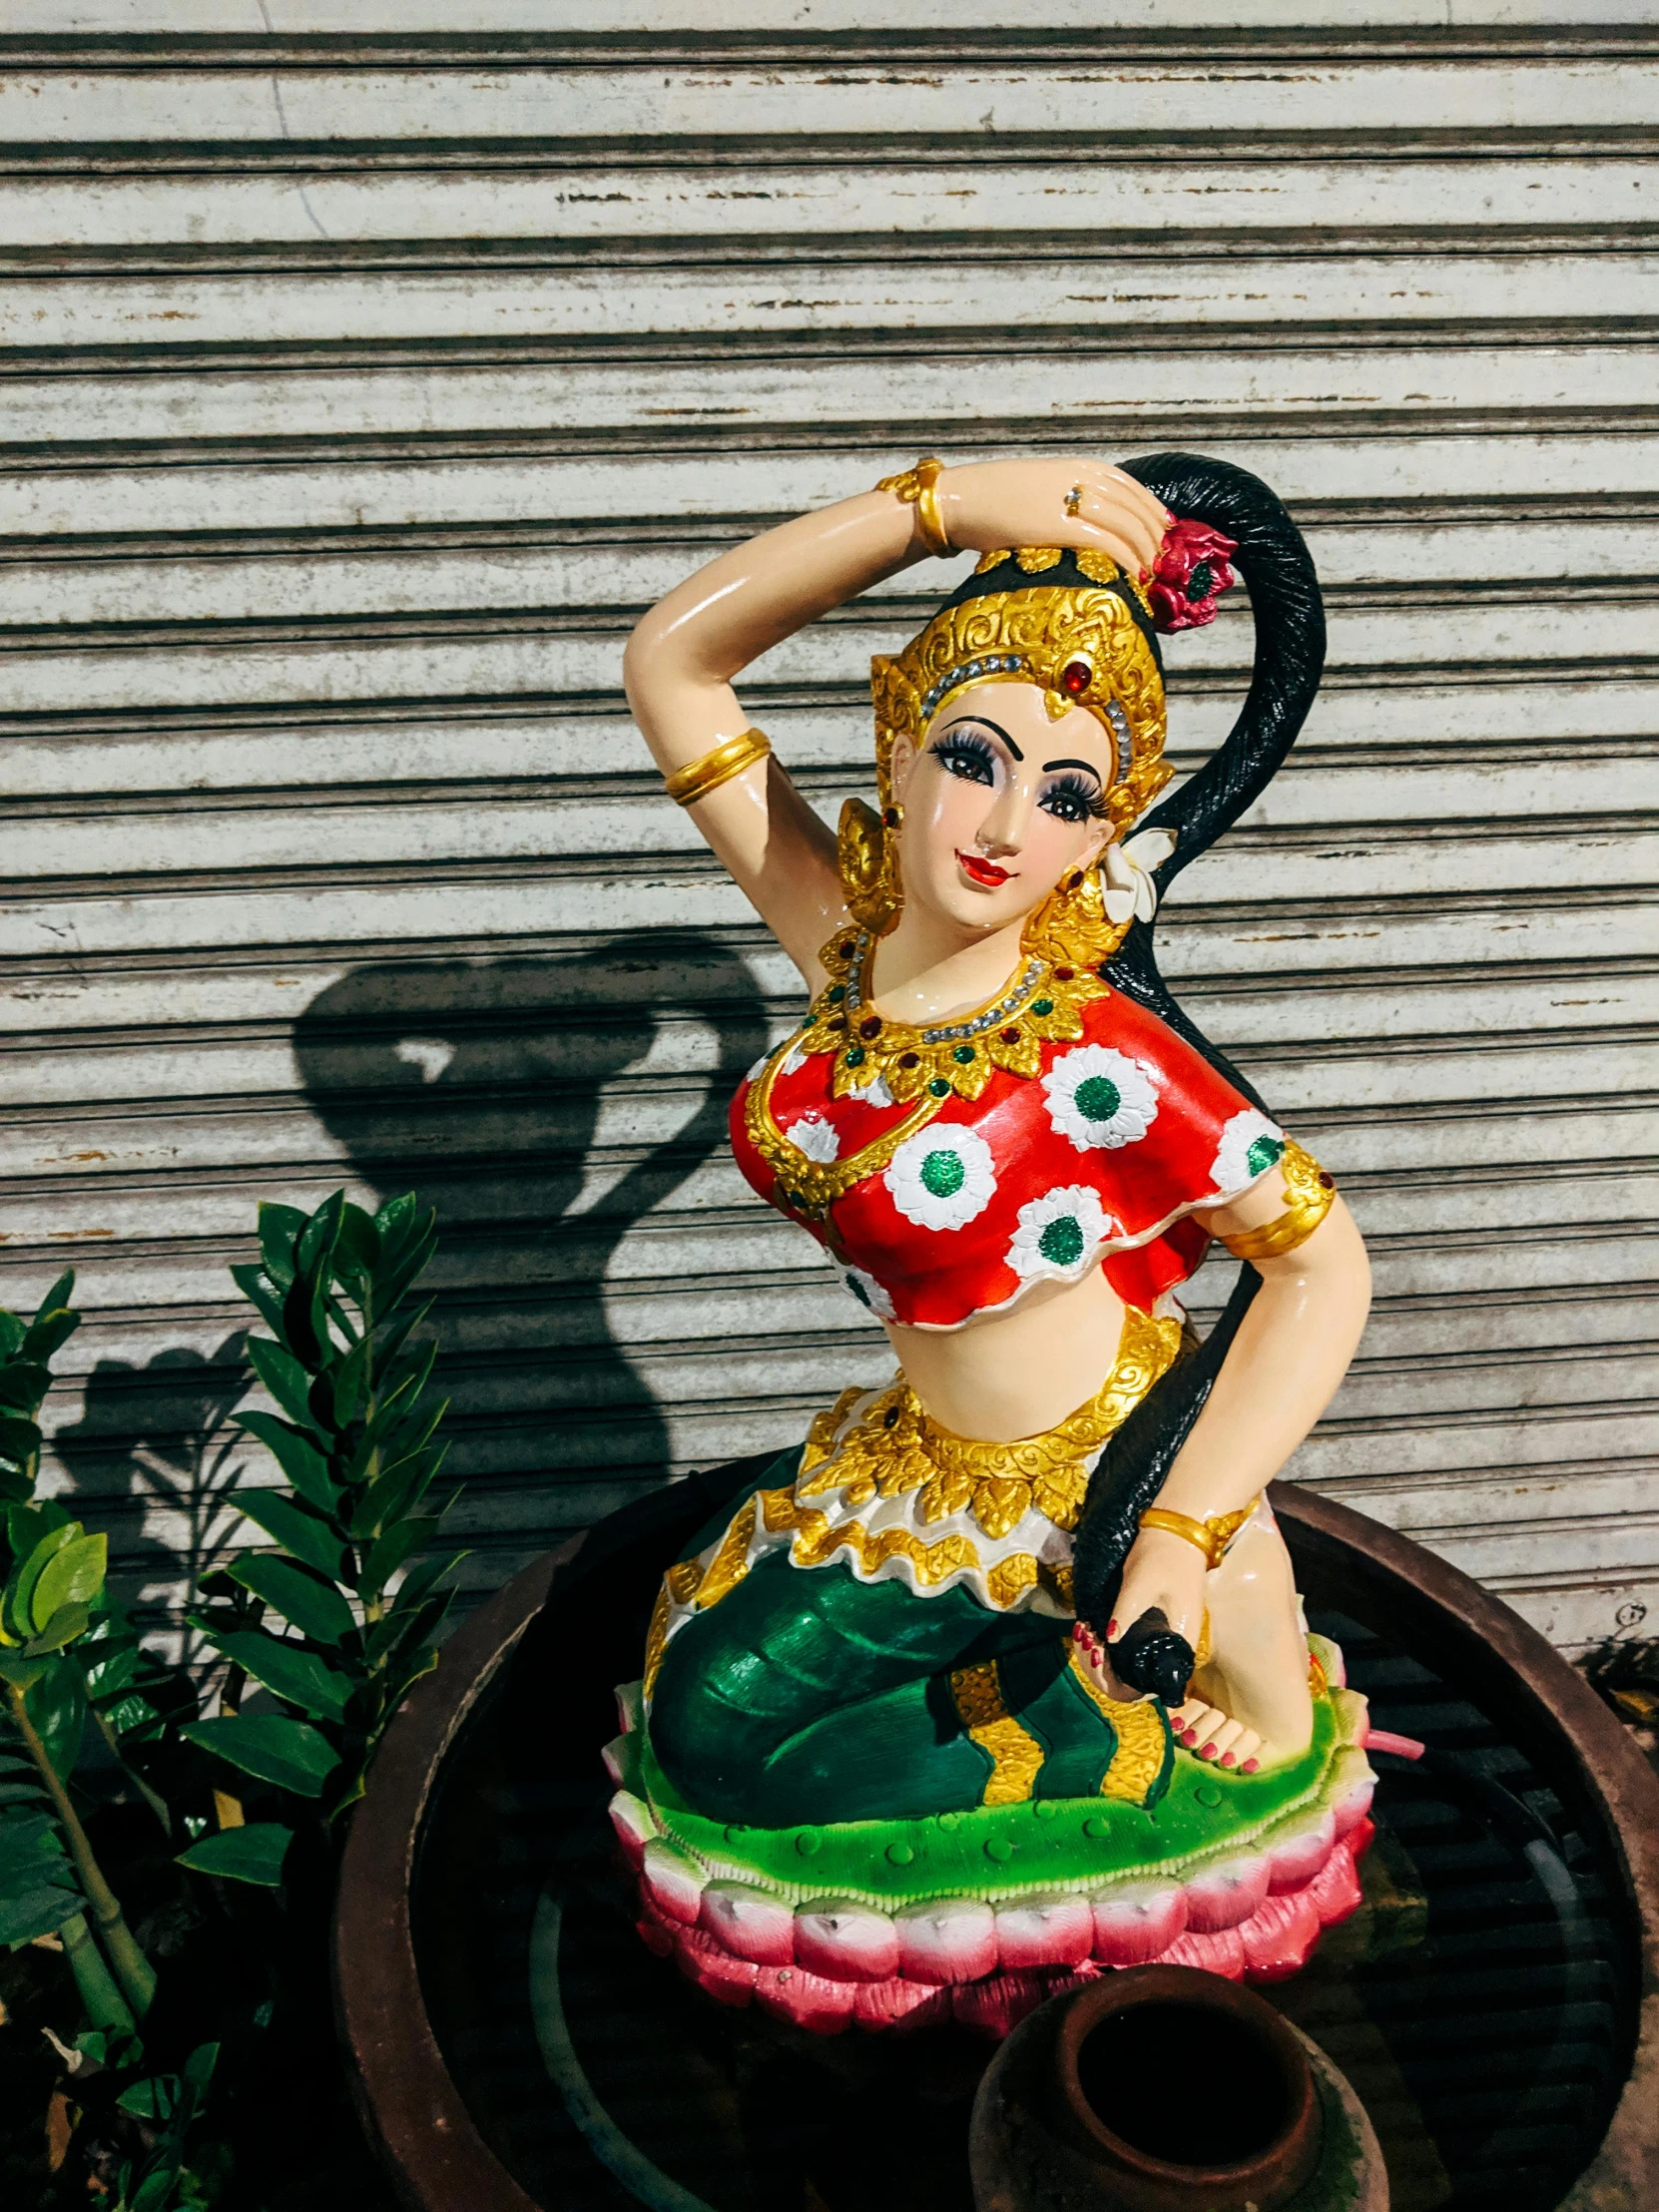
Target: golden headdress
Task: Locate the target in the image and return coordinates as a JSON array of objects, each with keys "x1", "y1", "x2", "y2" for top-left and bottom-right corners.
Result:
[{"x1": 839, "y1": 546, "x2": 1175, "y2": 960}]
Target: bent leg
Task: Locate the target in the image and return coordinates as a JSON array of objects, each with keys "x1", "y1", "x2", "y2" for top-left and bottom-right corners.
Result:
[
  {"x1": 648, "y1": 1548, "x2": 1058, "y2": 1826},
  {"x1": 1185, "y1": 1511, "x2": 1314, "y2": 1762}
]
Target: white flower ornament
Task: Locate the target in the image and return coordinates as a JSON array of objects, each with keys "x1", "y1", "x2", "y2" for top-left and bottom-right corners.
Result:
[
  {"x1": 1043, "y1": 1045, "x2": 1161, "y2": 1152},
  {"x1": 1006, "y1": 1186, "x2": 1118, "y2": 1286},
  {"x1": 885, "y1": 1125, "x2": 997, "y2": 1233},
  {"x1": 1100, "y1": 827, "x2": 1177, "y2": 926}
]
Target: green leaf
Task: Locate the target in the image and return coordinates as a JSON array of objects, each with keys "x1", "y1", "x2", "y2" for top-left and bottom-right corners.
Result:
[
  {"x1": 0, "y1": 1652, "x2": 51, "y2": 1694},
  {"x1": 364, "y1": 1298, "x2": 429, "y2": 1389},
  {"x1": 7, "y1": 1499, "x2": 71, "y2": 1557},
  {"x1": 330, "y1": 1335, "x2": 371, "y2": 1427},
  {"x1": 0, "y1": 1810, "x2": 81, "y2": 1944},
  {"x1": 233, "y1": 1412, "x2": 336, "y2": 1512},
  {"x1": 0, "y1": 1313, "x2": 23, "y2": 1360},
  {"x1": 177, "y1": 1822, "x2": 292, "y2": 1887},
  {"x1": 0, "y1": 1361, "x2": 51, "y2": 1414},
  {"x1": 119, "y1": 2073, "x2": 182, "y2": 2123},
  {"x1": 21, "y1": 1306, "x2": 79, "y2": 1366},
  {"x1": 393, "y1": 1550, "x2": 467, "y2": 1611},
  {"x1": 182, "y1": 1714, "x2": 340, "y2": 1798},
  {"x1": 28, "y1": 1532, "x2": 106, "y2": 1636},
  {"x1": 257, "y1": 1203, "x2": 306, "y2": 1292},
  {"x1": 25, "y1": 1600, "x2": 91, "y2": 1656},
  {"x1": 245, "y1": 1338, "x2": 322, "y2": 1436},
  {"x1": 229, "y1": 1264, "x2": 287, "y2": 1346},
  {"x1": 226, "y1": 1555, "x2": 353, "y2": 1646},
  {"x1": 364, "y1": 1592, "x2": 446, "y2": 1673},
  {"x1": 235, "y1": 1489, "x2": 347, "y2": 1581},
  {"x1": 0, "y1": 1463, "x2": 33, "y2": 1508},
  {"x1": 361, "y1": 1515, "x2": 438, "y2": 1600},
  {"x1": 295, "y1": 1191, "x2": 346, "y2": 1282},
  {"x1": 334, "y1": 1203, "x2": 381, "y2": 1282},
  {"x1": 207, "y1": 1630, "x2": 351, "y2": 1721},
  {"x1": 0, "y1": 1412, "x2": 42, "y2": 1481},
  {"x1": 23, "y1": 1652, "x2": 88, "y2": 1776},
  {"x1": 184, "y1": 2040, "x2": 219, "y2": 2091},
  {"x1": 5, "y1": 1521, "x2": 76, "y2": 1640}
]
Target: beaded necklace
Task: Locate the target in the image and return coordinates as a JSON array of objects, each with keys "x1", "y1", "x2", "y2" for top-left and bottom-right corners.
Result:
[{"x1": 743, "y1": 927, "x2": 1112, "y2": 1223}]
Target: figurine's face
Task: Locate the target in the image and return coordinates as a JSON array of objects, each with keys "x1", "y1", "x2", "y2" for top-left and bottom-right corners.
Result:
[{"x1": 889, "y1": 679, "x2": 1117, "y2": 938}]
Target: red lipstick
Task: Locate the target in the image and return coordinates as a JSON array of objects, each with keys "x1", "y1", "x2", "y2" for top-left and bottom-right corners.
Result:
[{"x1": 957, "y1": 850, "x2": 1013, "y2": 888}]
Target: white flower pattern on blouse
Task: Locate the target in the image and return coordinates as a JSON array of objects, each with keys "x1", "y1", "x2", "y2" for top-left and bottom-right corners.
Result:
[
  {"x1": 783, "y1": 1110, "x2": 839, "y2": 1164},
  {"x1": 1209, "y1": 1108, "x2": 1285, "y2": 1195},
  {"x1": 1005, "y1": 1185, "x2": 1119, "y2": 1286},
  {"x1": 842, "y1": 1266, "x2": 896, "y2": 1320},
  {"x1": 1043, "y1": 1045, "x2": 1161, "y2": 1152},
  {"x1": 884, "y1": 1124, "x2": 997, "y2": 1233}
]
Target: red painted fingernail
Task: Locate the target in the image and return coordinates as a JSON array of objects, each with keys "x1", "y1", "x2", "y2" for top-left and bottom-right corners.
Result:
[
  {"x1": 1180, "y1": 1729, "x2": 1199, "y2": 1747},
  {"x1": 1241, "y1": 1759, "x2": 1260, "y2": 1775},
  {"x1": 1199, "y1": 1744, "x2": 1218, "y2": 1761},
  {"x1": 1220, "y1": 1752, "x2": 1237, "y2": 1768},
  {"x1": 1107, "y1": 1619, "x2": 1118, "y2": 1637}
]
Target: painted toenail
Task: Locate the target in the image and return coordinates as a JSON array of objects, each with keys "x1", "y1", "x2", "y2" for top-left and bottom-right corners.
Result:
[
  {"x1": 1220, "y1": 1752, "x2": 1237, "y2": 1767},
  {"x1": 1107, "y1": 1619, "x2": 1118, "y2": 1637},
  {"x1": 1241, "y1": 1758, "x2": 1260, "y2": 1774},
  {"x1": 1199, "y1": 1744, "x2": 1218, "y2": 1760}
]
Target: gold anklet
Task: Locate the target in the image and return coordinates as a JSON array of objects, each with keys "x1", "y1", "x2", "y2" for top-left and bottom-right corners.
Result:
[
  {"x1": 1138, "y1": 1496, "x2": 1259, "y2": 1571},
  {"x1": 877, "y1": 455, "x2": 953, "y2": 556},
  {"x1": 1221, "y1": 1139, "x2": 1337, "y2": 1262},
  {"x1": 663, "y1": 728, "x2": 772, "y2": 808}
]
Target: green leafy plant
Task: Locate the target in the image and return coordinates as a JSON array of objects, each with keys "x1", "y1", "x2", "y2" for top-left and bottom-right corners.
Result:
[
  {"x1": 0, "y1": 1275, "x2": 156, "y2": 2033},
  {"x1": 181, "y1": 1193, "x2": 465, "y2": 1886}
]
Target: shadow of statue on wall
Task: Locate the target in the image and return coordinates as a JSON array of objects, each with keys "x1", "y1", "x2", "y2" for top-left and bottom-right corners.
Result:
[{"x1": 53, "y1": 929, "x2": 769, "y2": 1626}]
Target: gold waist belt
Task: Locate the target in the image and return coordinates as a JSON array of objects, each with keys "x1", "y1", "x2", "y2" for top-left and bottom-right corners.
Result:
[{"x1": 796, "y1": 1306, "x2": 1183, "y2": 1544}]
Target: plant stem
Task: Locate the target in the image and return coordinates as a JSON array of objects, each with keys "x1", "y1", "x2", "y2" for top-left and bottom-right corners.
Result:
[
  {"x1": 6, "y1": 1684, "x2": 157, "y2": 2019},
  {"x1": 58, "y1": 1909, "x2": 138, "y2": 2037},
  {"x1": 90, "y1": 1704, "x2": 172, "y2": 1840}
]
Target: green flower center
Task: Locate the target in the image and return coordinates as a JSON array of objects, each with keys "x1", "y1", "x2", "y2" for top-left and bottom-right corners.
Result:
[
  {"x1": 1037, "y1": 1216, "x2": 1085, "y2": 1267},
  {"x1": 1074, "y1": 1075, "x2": 1122, "y2": 1123},
  {"x1": 1246, "y1": 1135, "x2": 1285, "y2": 1176},
  {"x1": 919, "y1": 1149, "x2": 966, "y2": 1199}
]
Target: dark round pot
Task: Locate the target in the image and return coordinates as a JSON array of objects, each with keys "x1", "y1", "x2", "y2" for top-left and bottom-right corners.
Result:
[
  {"x1": 332, "y1": 1479, "x2": 1659, "y2": 2212},
  {"x1": 969, "y1": 1963, "x2": 1379, "y2": 2212}
]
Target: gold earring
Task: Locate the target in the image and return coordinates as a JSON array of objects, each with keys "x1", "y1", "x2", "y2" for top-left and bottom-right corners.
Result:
[
  {"x1": 837, "y1": 798, "x2": 903, "y2": 934},
  {"x1": 1021, "y1": 857, "x2": 1131, "y2": 969}
]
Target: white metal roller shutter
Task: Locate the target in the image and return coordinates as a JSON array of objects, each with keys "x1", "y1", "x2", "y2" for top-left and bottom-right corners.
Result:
[{"x1": 1, "y1": 9, "x2": 1653, "y2": 1657}]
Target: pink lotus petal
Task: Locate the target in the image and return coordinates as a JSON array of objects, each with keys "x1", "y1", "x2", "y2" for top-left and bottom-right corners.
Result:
[
  {"x1": 1348, "y1": 1814, "x2": 1377, "y2": 1865},
  {"x1": 699, "y1": 1880, "x2": 797, "y2": 1967},
  {"x1": 1308, "y1": 1838, "x2": 1365, "y2": 1928},
  {"x1": 614, "y1": 1679, "x2": 643, "y2": 1735},
  {"x1": 1183, "y1": 1855, "x2": 1272, "y2": 1934},
  {"x1": 754, "y1": 1962, "x2": 857, "y2": 2035},
  {"x1": 894, "y1": 1897, "x2": 997, "y2": 1985},
  {"x1": 794, "y1": 1899, "x2": 898, "y2": 1984},
  {"x1": 641, "y1": 1839, "x2": 706, "y2": 1927},
  {"x1": 1091, "y1": 1883, "x2": 1187, "y2": 1966},
  {"x1": 852, "y1": 1976, "x2": 951, "y2": 2032},
  {"x1": 1329, "y1": 1747, "x2": 1378, "y2": 1837},
  {"x1": 1155, "y1": 1927, "x2": 1246, "y2": 1979},
  {"x1": 994, "y1": 1893, "x2": 1094, "y2": 1971},
  {"x1": 1266, "y1": 1810, "x2": 1337, "y2": 1895},
  {"x1": 635, "y1": 1908, "x2": 676, "y2": 1959},
  {"x1": 952, "y1": 1969, "x2": 1049, "y2": 2038},
  {"x1": 673, "y1": 1925, "x2": 759, "y2": 2007},
  {"x1": 1238, "y1": 1889, "x2": 1323, "y2": 1982},
  {"x1": 602, "y1": 1736, "x2": 627, "y2": 1786},
  {"x1": 607, "y1": 1789, "x2": 656, "y2": 1871}
]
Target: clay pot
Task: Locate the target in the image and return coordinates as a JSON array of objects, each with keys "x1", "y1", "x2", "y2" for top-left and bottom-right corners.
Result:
[{"x1": 969, "y1": 1963, "x2": 1380, "y2": 2212}]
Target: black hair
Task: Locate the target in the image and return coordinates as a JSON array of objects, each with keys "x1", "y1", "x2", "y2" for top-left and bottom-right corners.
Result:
[{"x1": 1067, "y1": 453, "x2": 1327, "y2": 1650}]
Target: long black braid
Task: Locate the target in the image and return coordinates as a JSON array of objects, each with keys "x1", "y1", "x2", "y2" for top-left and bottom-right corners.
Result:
[{"x1": 1069, "y1": 453, "x2": 1327, "y2": 1691}]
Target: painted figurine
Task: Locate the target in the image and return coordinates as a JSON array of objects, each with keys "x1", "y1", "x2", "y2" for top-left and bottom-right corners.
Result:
[{"x1": 605, "y1": 454, "x2": 1380, "y2": 2033}]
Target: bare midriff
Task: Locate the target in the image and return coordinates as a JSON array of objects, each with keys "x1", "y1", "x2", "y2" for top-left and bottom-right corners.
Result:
[{"x1": 884, "y1": 1263, "x2": 1131, "y2": 1442}]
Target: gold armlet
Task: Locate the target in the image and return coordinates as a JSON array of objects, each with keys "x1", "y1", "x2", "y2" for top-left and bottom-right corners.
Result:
[
  {"x1": 663, "y1": 728, "x2": 772, "y2": 808},
  {"x1": 1221, "y1": 1139, "x2": 1337, "y2": 1263},
  {"x1": 1138, "y1": 1498, "x2": 1259, "y2": 1571},
  {"x1": 876, "y1": 454, "x2": 953, "y2": 556}
]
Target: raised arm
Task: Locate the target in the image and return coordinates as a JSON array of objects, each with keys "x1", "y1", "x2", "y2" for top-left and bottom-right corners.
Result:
[{"x1": 622, "y1": 459, "x2": 1168, "y2": 981}]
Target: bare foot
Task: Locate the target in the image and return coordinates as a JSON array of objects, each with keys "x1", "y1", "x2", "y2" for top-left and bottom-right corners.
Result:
[{"x1": 1170, "y1": 1698, "x2": 1272, "y2": 1775}]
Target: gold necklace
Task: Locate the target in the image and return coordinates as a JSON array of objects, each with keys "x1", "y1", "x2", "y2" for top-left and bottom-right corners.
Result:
[{"x1": 743, "y1": 927, "x2": 1110, "y2": 1224}]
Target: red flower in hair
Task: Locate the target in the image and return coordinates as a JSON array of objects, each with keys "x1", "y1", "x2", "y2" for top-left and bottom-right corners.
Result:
[{"x1": 1148, "y1": 518, "x2": 1239, "y2": 633}]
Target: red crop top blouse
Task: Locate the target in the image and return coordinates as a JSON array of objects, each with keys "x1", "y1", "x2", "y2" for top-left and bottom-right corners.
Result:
[{"x1": 730, "y1": 928, "x2": 1285, "y2": 1331}]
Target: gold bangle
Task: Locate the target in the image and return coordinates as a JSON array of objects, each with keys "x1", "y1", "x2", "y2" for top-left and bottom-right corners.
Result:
[
  {"x1": 1138, "y1": 1498, "x2": 1259, "y2": 1571},
  {"x1": 1221, "y1": 1139, "x2": 1337, "y2": 1263},
  {"x1": 663, "y1": 728, "x2": 772, "y2": 809},
  {"x1": 876, "y1": 454, "x2": 953, "y2": 557}
]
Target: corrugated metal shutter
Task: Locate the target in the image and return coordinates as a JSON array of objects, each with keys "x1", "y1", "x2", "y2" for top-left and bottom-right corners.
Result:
[{"x1": 3, "y1": 9, "x2": 1653, "y2": 1657}]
